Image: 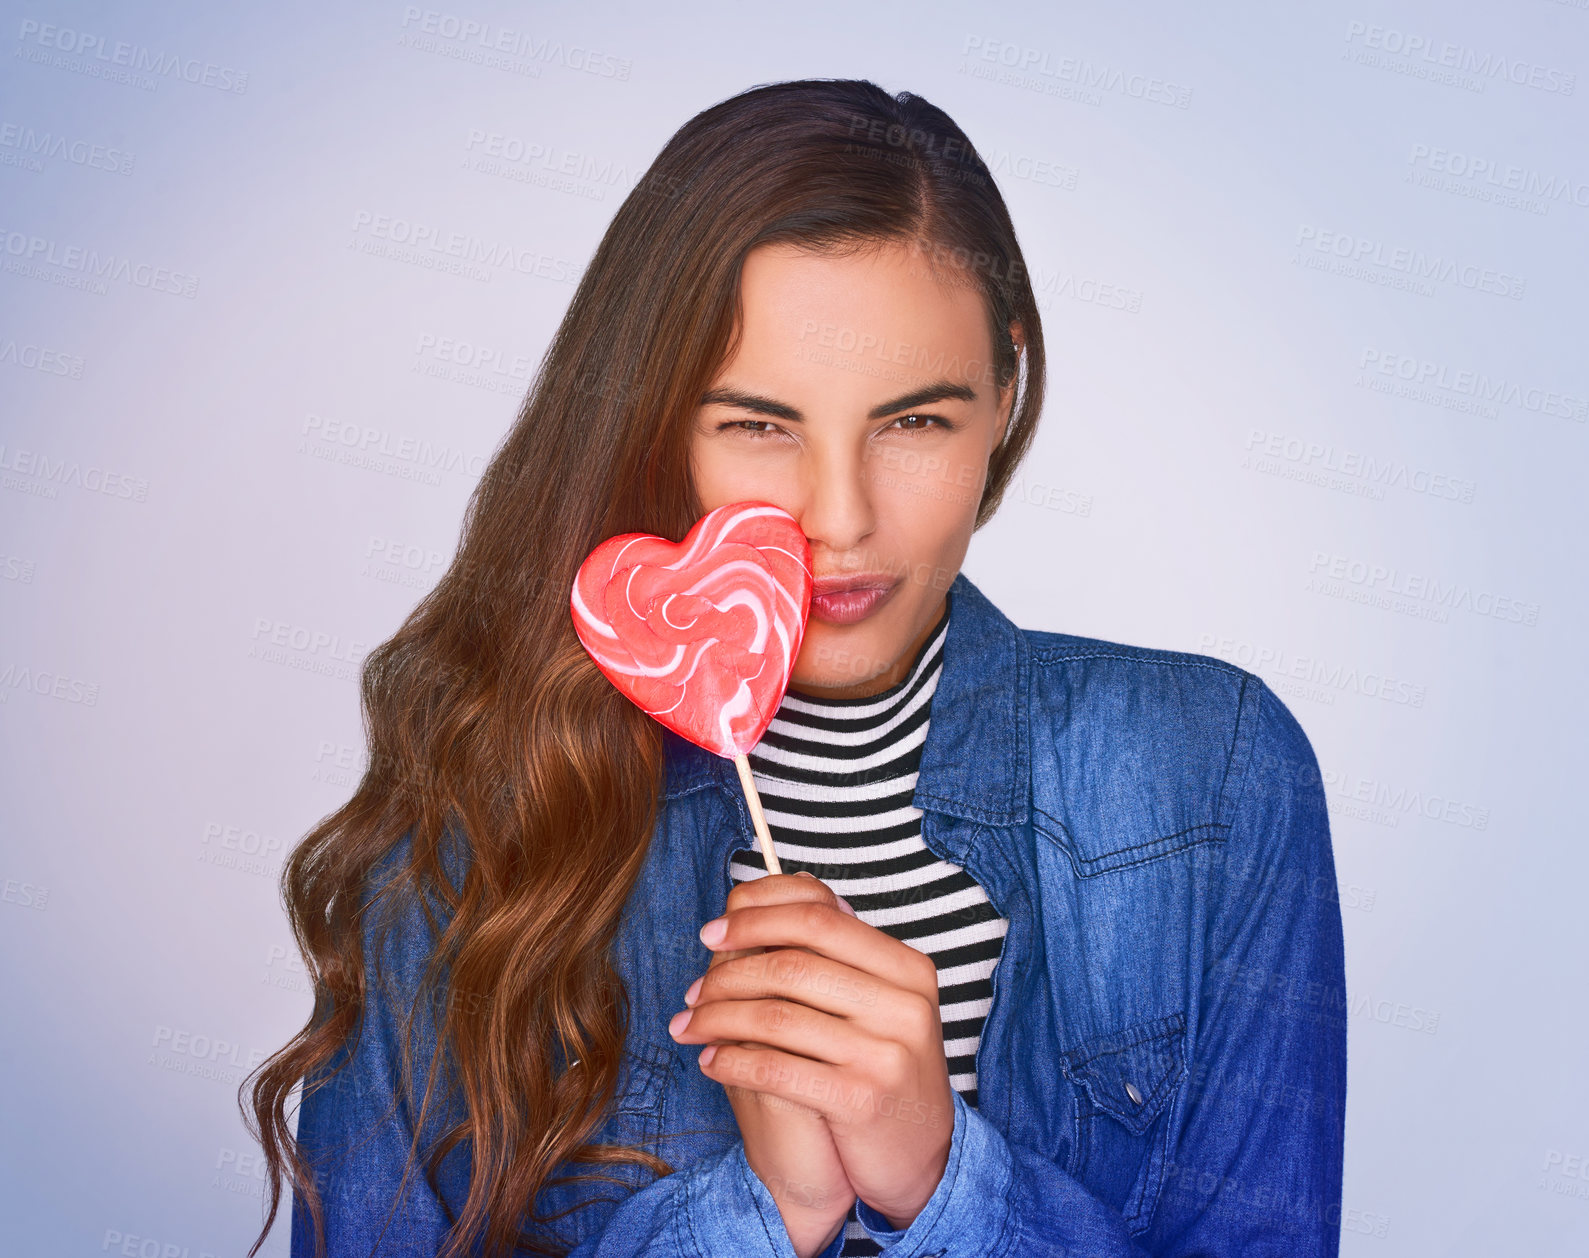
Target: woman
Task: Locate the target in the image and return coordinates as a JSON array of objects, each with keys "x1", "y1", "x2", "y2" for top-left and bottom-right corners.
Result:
[{"x1": 245, "y1": 79, "x2": 1346, "y2": 1258}]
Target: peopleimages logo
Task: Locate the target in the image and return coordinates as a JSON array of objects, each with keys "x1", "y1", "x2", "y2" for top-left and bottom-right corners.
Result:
[
  {"x1": 0, "y1": 336, "x2": 86, "y2": 378},
  {"x1": 1196, "y1": 633, "x2": 1427, "y2": 708},
  {"x1": 0, "y1": 121, "x2": 135, "y2": 175},
  {"x1": 0, "y1": 224, "x2": 200, "y2": 297},
  {"x1": 1295, "y1": 225, "x2": 1525, "y2": 299},
  {"x1": 14, "y1": 19, "x2": 250, "y2": 93},
  {"x1": 298, "y1": 412, "x2": 489, "y2": 487},
  {"x1": 1321, "y1": 769, "x2": 1491, "y2": 831},
  {"x1": 1357, "y1": 348, "x2": 1587, "y2": 422},
  {"x1": 959, "y1": 36, "x2": 1194, "y2": 108},
  {"x1": 1343, "y1": 21, "x2": 1577, "y2": 95},
  {"x1": 1243, "y1": 429, "x2": 1477, "y2": 503},
  {"x1": 349, "y1": 210, "x2": 584, "y2": 284},
  {"x1": 0, "y1": 442, "x2": 150, "y2": 501},
  {"x1": 1407, "y1": 143, "x2": 1589, "y2": 210},
  {"x1": 397, "y1": 7, "x2": 632, "y2": 79},
  {"x1": 1306, "y1": 552, "x2": 1540, "y2": 626}
]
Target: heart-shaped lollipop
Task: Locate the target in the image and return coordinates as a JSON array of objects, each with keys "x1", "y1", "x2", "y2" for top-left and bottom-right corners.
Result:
[{"x1": 571, "y1": 501, "x2": 812, "y2": 873}]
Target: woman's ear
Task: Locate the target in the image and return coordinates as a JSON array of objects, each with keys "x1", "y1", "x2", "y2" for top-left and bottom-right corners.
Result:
[{"x1": 996, "y1": 321, "x2": 1024, "y2": 445}]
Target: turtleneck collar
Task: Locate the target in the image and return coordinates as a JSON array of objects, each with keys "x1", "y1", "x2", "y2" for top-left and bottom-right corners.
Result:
[{"x1": 662, "y1": 570, "x2": 1030, "y2": 828}]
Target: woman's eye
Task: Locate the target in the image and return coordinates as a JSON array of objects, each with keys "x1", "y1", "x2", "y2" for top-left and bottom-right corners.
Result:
[
  {"x1": 890, "y1": 413, "x2": 950, "y2": 432},
  {"x1": 720, "y1": 420, "x2": 781, "y2": 438}
]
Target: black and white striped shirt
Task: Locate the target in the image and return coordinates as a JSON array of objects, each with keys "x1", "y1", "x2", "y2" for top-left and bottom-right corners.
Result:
[{"x1": 728, "y1": 603, "x2": 1009, "y2": 1255}]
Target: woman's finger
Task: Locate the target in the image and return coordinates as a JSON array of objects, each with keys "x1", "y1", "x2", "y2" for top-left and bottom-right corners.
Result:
[
  {"x1": 693, "y1": 945, "x2": 924, "y2": 1035},
  {"x1": 727, "y1": 870, "x2": 856, "y2": 917},
  {"x1": 672, "y1": 993, "x2": 871, "y2": 1067},
  {"x1": 697, "y1": 1037, "x2": 851, "y2": 1122},
  {"x1": 701, "y1": 900, "x2": 935, "y2": 997},
  {"x1": 795, "y1": 870, "x2": 857, "y2": 915}
]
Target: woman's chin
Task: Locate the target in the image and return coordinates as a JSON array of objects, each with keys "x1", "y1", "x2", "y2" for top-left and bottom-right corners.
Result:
[{"x1": 789, "y1": 633, "x2": 895, "y2": 698}]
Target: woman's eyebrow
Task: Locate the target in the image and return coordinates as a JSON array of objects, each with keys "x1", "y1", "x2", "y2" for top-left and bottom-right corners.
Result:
[{"x1": 698, "y1": 380, "x2": 977, "y2": 422}]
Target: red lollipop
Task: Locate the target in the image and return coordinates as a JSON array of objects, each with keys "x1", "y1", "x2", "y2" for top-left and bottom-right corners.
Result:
[{"x1": 570, "y1": 501, "x2": 812, "y2": 873}]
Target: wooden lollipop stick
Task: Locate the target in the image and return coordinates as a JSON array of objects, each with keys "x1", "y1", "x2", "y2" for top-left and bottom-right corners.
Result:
[{"x1": 732, "y1": 752, "x2": 782, "y2": 875}]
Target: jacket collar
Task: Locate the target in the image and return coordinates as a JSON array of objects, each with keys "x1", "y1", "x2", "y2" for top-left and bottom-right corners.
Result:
[{"x1": 661, "y1": 570, "x2": 1030, "y2": 827}]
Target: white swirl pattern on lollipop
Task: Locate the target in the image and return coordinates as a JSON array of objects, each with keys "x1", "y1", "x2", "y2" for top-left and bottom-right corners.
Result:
[{"x1": 571, "y1": 502, "x2": 813, "y2": 757}]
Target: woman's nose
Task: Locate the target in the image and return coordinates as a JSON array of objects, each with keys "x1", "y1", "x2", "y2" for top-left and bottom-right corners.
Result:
[{"x1": 795, "y1": 445, "x2": 877, "y2": 555}]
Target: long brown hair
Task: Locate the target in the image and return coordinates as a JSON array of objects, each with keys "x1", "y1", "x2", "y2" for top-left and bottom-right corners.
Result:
[{"x1": 243, "y1": 77, "x2": 1046, "y2": 1258}]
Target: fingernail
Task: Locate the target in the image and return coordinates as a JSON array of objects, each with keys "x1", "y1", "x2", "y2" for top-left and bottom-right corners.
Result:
[
  {"x1": 837, "y1": 898, "x2": 856, "y2": 917},
  {"x1": 796, "y1": 870, "x2": 815, "y2": 879},
  {"x1": 684, "y1": 976, "x2": 703, "y2": 1006},
  {"x1": 668, "y1": 1009, "x2": 692, "y2": 1037},
  {"x1": 699, "y1": 1044, "x2": 717, "y2": 1067},
  {"x1": 700, "y1": 917, "x2": 727, "y2": 946}
]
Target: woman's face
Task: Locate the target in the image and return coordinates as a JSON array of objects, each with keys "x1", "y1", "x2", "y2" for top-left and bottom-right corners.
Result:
[{"x1": 689, "y1": 239, "x2": 1020, "y2": 700}]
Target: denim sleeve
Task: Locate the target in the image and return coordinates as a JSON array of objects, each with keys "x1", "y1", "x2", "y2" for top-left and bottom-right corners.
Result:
[
  {"x1": 840, "y1": 678, "x2": 1348, "y2": 1257},
  {"x1": 563, "y1": 1141, "x2": 851, "y2": 1257},
  {"x1": 288, "y1": 848, "x2": 474, "y2": 1256},
  {"x1": 1153, "y1": 678, "x2": 1348, "y2": 1255},
  {"x1": 854, "y1": 1197, "x2": 910, "y2": 1246},
  {"x1": 289, "y1": 835, "x2": 835, "y2": 1258}
]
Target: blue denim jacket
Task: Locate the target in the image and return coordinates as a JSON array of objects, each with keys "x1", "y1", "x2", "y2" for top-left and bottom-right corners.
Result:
[{"x1": 292, "y1": 571, "x2": 1347, "y2": 1257}]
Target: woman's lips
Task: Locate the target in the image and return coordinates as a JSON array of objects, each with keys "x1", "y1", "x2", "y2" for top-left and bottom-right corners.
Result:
[{"x1": 809, "y1": 579, "x2": 899, "y2": 625}]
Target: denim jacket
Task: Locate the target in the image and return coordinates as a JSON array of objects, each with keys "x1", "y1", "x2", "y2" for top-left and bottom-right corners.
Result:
[{"x1": 292, "y1": 571, "x2": 1347, "y2": 1257}]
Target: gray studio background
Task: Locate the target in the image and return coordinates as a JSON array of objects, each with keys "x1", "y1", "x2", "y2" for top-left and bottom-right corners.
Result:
[{"x1": 2, "y1": 1, "x2": 1586, "y2": 1254}]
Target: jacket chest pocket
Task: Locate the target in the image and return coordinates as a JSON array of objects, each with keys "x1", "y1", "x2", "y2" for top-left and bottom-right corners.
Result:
[
  {"x1": 1060, "y1": 1012, "x2": 1186, "y2": 1236},
  {"x1": 587, "y1": 1040, "x2": 673, "y2": 1193}
]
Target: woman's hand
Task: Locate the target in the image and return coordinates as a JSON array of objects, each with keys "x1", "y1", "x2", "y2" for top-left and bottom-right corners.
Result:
[
  {"x1": 671, "y1": 873, "x2": 857, "y2": 1257},
  {"x1": 670, "y1": 871, "x2": 956, "y2": 1233}
]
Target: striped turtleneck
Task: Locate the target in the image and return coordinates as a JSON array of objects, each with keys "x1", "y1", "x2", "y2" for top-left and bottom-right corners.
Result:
[{"x1": 727, "y1": 598, "x2": 1010, "y2": 1255}]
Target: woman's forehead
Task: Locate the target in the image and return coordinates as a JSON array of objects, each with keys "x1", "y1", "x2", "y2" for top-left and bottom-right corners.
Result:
[{"x1": 721, "y1": 243, "x2": 996, "y2": 402}]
